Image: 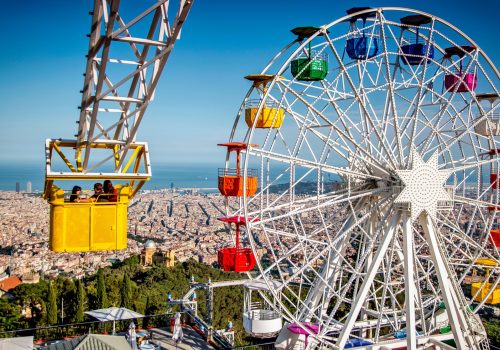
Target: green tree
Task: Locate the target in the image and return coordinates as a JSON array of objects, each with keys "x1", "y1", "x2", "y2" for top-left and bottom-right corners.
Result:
[
  {"x1": 0, "y1": 298, "x2": 21, "y2": 332},
  {"x1": 35, "y1": 300, "x2": 48, "y2": 340},
  {"x1": 96, "y1": 269, "x2": 108, "y2": 309},
  {"x1": 483, "y1": 318, "x2": 500, "y2": 347},
  {"x1": 121, "y1": 274, "x2": 131, "y2": 309},
  {"x1": 47, "y1": 282, "x2": 58, "y2": 325},
  {"x1": 61, "y1": 279, "x2": 76, "y2": 323},
  {"x1": 75, "y1": 280, "x2": 86, "y2": 323}
]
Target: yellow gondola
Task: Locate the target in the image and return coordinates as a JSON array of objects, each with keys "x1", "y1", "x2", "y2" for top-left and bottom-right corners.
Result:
[
  {"x1": 244, "y1": 74, "x2": 285, "y2": 129},
  {"x1": 47, "y1": 185, "x2": 130, "y2": 252},
  {"x1": 43, "y1": 139, "x2": 150, "y2": 252}
]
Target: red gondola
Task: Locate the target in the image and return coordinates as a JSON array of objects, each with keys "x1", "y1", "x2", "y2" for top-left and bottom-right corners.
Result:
[
  {"x1": 490, "y1": 230, "x2": 500, "y2": 247},
  {"x1": 217, "y1": 216, "x2": 258, "y2": 273}
]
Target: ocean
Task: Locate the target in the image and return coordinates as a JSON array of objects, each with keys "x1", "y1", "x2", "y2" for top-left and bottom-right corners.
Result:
[
  {"x1": 0, "y1": 161, "x2": 481, "y2": 193},
  {"x1": 0, "y1": 162, "x2": 220, "y2": 192},
  {"x1": 0, "y1": 161, "x2": 341, "y2": 193}
]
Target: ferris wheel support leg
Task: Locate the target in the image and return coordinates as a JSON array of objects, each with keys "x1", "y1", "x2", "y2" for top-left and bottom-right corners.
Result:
[
  {"x1": 420, "y1": 213, "x2": 471, "y2": 350},
  {"x1": 336, "y1": 211, "x2": 399, "y2": 348},
  {"x1": 361, "y1": 210, "x2": 378, "y2": 339},
  {"x1": 402, "y1": 212, "x2": 417, "y2": 350}
]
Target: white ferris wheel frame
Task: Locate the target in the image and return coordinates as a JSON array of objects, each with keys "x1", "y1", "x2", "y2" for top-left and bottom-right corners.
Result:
[{"x1": 225, "y1": 7, "x2": 500, "y2": 350}]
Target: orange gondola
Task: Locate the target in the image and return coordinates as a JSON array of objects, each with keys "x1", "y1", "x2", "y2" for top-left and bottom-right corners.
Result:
[{"x1": 218, "y1": 143, "x2": 258, "y2": 197}]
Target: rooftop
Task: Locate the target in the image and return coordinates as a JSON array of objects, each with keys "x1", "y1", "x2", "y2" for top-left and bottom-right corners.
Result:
[{"x1": 0, "y1": 276, "x2": 22, "y2": 292}]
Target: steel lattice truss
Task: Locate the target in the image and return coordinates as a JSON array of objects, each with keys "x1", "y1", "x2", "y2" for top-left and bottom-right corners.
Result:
[
  {"x1": 77, "y1": 0, "x2": 192, "y2": 170},
  {"x1": 224, "y1": 7, "x2": 499, "y2": 350},
  {"x1": 44, "y1": 0, "x2": 193, "y2": 196}
]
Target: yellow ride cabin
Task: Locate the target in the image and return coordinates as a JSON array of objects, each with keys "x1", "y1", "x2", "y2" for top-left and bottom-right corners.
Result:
[
  {"x1": 244, "y1": 74, "x2": 285, "y2": 129},
  {"x1": 43, "y1": 139, "x2": 151, "y2": 252},
  {"x1": 47, "y1": 184, "x2": 130, "y2": 252}
]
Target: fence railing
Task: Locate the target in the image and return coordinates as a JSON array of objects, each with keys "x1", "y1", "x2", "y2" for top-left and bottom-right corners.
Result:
[
  {"x1": 233, "y1": 342, "x2": 276, "y2": 350},
  {"x1": 0, "y1": 313, "x2": 171, "y2": 342}
]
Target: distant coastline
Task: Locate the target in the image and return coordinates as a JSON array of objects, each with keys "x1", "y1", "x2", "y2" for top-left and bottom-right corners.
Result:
[{"x1": 0, "y1": 162, "x2": 220, "y2": 192}]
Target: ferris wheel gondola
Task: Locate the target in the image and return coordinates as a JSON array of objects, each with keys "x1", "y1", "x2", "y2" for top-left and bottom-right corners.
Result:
[{"x1": 221, "y1": 7, "x2": 499, "y2": 349}]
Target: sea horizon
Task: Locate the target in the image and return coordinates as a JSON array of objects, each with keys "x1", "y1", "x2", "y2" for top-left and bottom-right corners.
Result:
[
  {"x1": 0, "y1": 161, "x2": 222, "y2": 192},
  {"x1": 0, "y1": 160, "x2": 482, "y2": 193}
]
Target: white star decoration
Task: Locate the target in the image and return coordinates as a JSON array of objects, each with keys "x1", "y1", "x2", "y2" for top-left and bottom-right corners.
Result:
[{"x1": 395, "y1": 149, "x2": 452, "y2": 223}]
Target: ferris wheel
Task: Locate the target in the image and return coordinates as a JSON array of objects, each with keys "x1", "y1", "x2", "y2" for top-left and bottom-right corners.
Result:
[{"x1": 220, "y1": 7, "x2": 500, "y2": 350}]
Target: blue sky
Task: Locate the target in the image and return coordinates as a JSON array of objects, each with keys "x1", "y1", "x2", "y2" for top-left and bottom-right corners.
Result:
[{"x1": 0, "y1": 0, "x2": 498, "y2": 167}]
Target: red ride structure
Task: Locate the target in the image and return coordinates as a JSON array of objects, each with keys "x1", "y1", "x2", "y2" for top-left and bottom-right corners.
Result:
[{"x1": 217, "y1": 216, "x2": 258, "y2": 272}]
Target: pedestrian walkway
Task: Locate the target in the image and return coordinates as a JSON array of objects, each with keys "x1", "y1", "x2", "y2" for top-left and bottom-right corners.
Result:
[{"x1": 149, "y1": 326, "x2": 214, "y2": 350}]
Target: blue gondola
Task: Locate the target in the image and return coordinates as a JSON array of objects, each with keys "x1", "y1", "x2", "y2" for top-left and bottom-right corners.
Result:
[
  {"x1": 345, "y1": 338, "x2": 373, "y2": 348},
  {"x1": 400, "y1": 15, "x2": 434, "y2": 65},
  {"x1": 345, "y1": 7, "x2": 379, "y2": 60},
  {"x1": 394, "y1": 329, "x2": 422, "y2": 339}
]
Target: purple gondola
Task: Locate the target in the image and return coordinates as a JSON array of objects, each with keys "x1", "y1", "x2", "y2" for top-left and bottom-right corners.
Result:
[{"x1": 444, "y1": 45, "x2": 477, "y2": 93}]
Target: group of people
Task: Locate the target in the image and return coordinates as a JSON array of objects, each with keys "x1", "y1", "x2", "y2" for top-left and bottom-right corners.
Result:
[{"x1": 69, "y1": 180, "x2": 118, "y2": 203}]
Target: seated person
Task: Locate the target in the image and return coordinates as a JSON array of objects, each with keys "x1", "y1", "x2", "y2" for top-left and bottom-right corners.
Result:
[
  {"x1": 91, "y1": 183, "x2": 108, "y2": 202},
  {"x1": 69, "y1": 186, "x2": 90, "y2": 203},
  {"x1": 103, "y1": 180, "x2": 118, "y2": 202}
]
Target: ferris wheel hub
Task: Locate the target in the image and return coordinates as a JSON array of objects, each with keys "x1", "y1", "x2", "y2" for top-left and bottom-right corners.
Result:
[{"x1": 394, "y1": 149, "x2": 453, "y2": 223}]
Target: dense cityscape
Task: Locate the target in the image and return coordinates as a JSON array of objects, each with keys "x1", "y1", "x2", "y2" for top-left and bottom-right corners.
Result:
[{"x1": 0, "y1": 188, "x2": 249, "y2": 281}]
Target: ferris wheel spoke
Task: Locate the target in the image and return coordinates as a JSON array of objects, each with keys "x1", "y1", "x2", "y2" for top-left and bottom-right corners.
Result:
[
  {"x1": 452, "y1": 194, "x2": 496, "y2": 210},
  {"x1": 435, "y1": 212, "x2": 496, "y2": 259},
  {"x1": 305, "y1": 126, "x2": 393, "y2": 177},
  {"x1": 247, "y1": 183, "x2": 356, "y2": 219},
  {"x1": 305, "y1": 198, "x2": 395, "y2": 324},
  {"x1": 403, "y1": 213, "x2": 417, "y2": 349},
  {"x1": 323, "y1": 33, "x2": 399, "y2": 170},
  {"x1": 420, "y1": 213, "x2": 474, "y2": 349},
  {"x1": 262, "y1": 226, "x2": 330, "y2": 247},
  {"x1": 255, "y1": 187, "x2": 386, "y2": 226},
  {"x1": 247, "y1": 175, "x2": 358, "y2": 218},
  {"x1": 398, "y1": 19, "x2": 435, "y2": 157},
  {"x1": 248, "y1": 147, "x2": 387, "y2": 181},
  {"x1": 280, "y1": 75, "x2": 399, "y2": 173},
  {"x1": 443, "y1": 156, "x2": 496, "y2": 174},
  {"x1": 378, "y1": 13, "x2": 408, "y2": 166},
  {"x1": 276, "y1": 81, "x2": 396, "y2": 171},
  {"x1": 425, "y1": 87, "x2": 482, "y2": 159},
  {"x1": 300, "y1": 214, "x2": 364, "y2": 322},
  {"x1": 335, "y1": 210, "x2": 400, "y2": 347}
]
